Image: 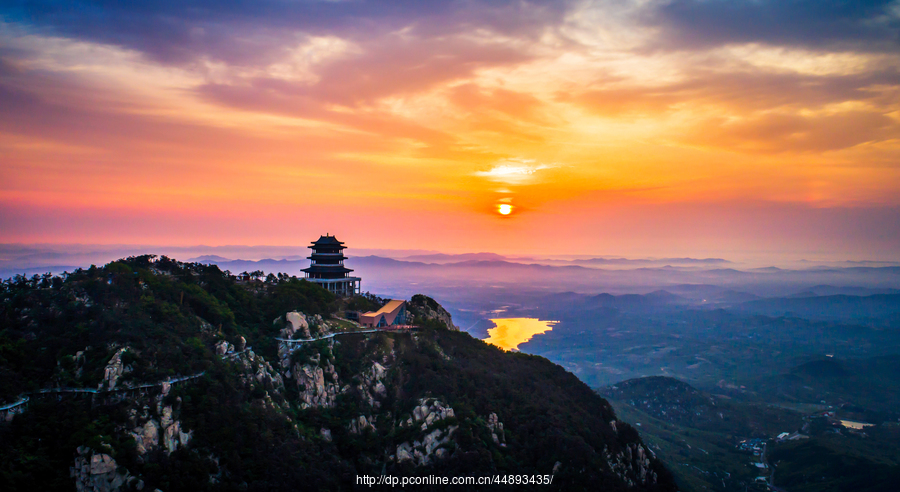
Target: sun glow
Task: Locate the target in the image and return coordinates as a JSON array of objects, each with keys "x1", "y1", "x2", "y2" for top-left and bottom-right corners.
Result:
[{"x1": 498, "y1": 204, "x2": 513, "y2": 215}]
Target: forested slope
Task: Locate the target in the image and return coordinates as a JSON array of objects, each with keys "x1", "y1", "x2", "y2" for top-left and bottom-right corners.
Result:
[{"x1": 0, "y1": 256, "x2": 675, "y2": 491}]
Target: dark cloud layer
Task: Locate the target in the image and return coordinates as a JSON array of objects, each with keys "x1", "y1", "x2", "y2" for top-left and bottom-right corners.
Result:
[
  {"x1": 6, "y1": 1, "x2": 900, "y2": 68},
  {"x1": 651, "y1": 0, "x2": 900, "y2": 52},
  {"x1": 3, "y1": 0, "x2": 571, "y2": 65}
]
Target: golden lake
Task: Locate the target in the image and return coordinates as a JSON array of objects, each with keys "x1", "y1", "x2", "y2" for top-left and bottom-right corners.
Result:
[{"x1": 483, "y1": 318, "x2": 558, "y2": 351}]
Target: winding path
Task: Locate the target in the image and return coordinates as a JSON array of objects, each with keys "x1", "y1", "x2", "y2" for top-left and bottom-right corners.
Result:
[
  {"x1": 0, "y1": 396, "x2": 29, "y2": 412},
  {"x1": 1, "y1": 372, "x2": 207, "y2": 410},
  {"x1": 275, "y1": 326, "x2": 416, "y2": 344}
]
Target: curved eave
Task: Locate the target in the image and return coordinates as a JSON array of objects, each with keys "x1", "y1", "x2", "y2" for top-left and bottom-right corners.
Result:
[{"x1": 301, "y1": 266, "x2": 354, "y2": 273}]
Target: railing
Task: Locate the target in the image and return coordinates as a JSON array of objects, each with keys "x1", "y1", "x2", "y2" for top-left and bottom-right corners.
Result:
[
  {"x1": 0, "y1": 396, "x2": 29, "y2": 411},
  {"x1": 275, "y1": 326, "x2": 417, "y2": 344},
  {"x1": 6, "y1": 372, "x2": 207, "y2": 401}
]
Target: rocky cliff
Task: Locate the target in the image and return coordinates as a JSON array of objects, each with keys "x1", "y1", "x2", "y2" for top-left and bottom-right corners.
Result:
[{"x1": 408, "y1": 294, "x2": 459, "y2": 330}]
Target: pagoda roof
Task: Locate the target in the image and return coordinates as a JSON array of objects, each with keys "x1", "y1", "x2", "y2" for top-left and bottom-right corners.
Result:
[
  {"x1": 301, "y1": 265, "x2": 354, "y2": 274},
  {"x1": 310, "y1": 235, "x2": 345, "y2": 247},
  {"x1": 307, "y1": 252, "x2": 347, "y2": 258}
]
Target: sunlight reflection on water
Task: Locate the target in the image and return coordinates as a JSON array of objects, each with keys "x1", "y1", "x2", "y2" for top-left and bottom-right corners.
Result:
[{"x1": 483, "y1": 318, "x2": 558, "y2": 351}]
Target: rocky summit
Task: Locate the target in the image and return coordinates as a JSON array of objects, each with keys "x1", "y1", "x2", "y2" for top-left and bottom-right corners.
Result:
[{"x1": 0, "y1": 256, "x2": 676, "y2": 491}]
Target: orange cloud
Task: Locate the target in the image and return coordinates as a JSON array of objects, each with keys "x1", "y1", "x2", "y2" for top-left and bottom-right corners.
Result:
[{"x1": 1, "y1": 2, "x2": 899, "y2": 257}]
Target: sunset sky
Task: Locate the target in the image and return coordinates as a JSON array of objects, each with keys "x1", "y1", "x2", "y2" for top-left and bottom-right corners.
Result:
[{"x1": 2, "y1": 1, "x2": 900, "y2": 259}]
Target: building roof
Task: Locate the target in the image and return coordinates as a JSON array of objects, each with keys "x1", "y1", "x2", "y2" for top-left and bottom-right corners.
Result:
[
  {"x1": 301, "y1": 265, "x2": 354, "y2": 274},
  {"x1": 307, "y1": 253, "x2": 347, "y2": 260},
  {"x1": 310, "y1": 235, "x2": 345, "y2": 247},
  {"x1": 360, "y1": 299, "x2": 406, "y2": 326}
]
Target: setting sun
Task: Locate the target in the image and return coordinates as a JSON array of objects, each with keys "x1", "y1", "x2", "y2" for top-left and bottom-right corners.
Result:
[{"x1": 498, "y1": 204, "x2": 513, "y2": 216}]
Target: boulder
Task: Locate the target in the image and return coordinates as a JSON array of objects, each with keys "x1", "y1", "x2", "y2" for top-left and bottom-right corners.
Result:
[
  {"x1": 164, "y1": 422, "x2": 181, "y2": 454},
  {"x1": 72, "y1": 448, "x2": 134, "y2": 492},
  {"x1": 133, "y1": 420, "x2": 159, "y2": 455},
  {"x1": 393, "y1": 424, "x2": 458, "y2": 467},
  {"x1": 294, "y1": 359, "x2": 340, "y2": 409},
  {"x1": 396, "y1": 442, "x2": 413, "y2": 462},
  {"x1": 487, "y1": 412, "x2": 506, "y2": 445},
  {"x1": 99, "y1": 347, "x2": 129, "y2": 390},
  {"x1": 215, "y1": 340, "x2": 232, "y2": 356},
  {"x1": 349, "y1": 415, "x2": 376, "y2": 434},
  {"x1": 320, "y1": 428, "x2": 332, "y2": 442},
  {"x1": 404, "y1": 398, "x2": 456, "y2": 429},
  {"x1": 282, "y1": 312, "x2": 311, "y2": 339},
  {"x1": 90, "y1": 454, "x2": 117, "y2": 475}
]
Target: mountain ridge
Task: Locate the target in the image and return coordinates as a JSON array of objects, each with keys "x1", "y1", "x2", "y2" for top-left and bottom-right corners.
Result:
[{"x1": 0, "y1": 255, "x2": 677, "y2": 491}]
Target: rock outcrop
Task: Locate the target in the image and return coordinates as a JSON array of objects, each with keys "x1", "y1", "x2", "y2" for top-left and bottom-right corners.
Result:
[
  {"x1": 320, "y1": 428, "x2": 333, "y2": 442},
  {"x1": 197, "y1": 317, "x2": 216, "y2": 335},
  {"x1": 74, "y1": 349, "x2": 86, "y2": 379},
  {"x1": 71, "y1": 446, "x2": 141, "y2": 492},
  {"x1": 292, "y1": 352, "x2": 341, "y2": 409},
  {"x1": 401, "y1": 398, "x2": 456, "y2": 430},
  {"x1": 132, "y1": 419, "x2": 159, "y2": 455},
  {"x1": 394, "y1": 425, "x2": 459, "y2": 466},
  {"x1": 233, "y1": 348, "x2": 284, "y2": 390},
  {"x1": 281, "y1": 312, "x2": 311, "y2": 339},
  {"x1": 605, "y1": 442, "x2": 659, "y2": 488},
  {"x1": 130, "y1": 407, "x2": 192, "y2": 456},
  {"x1": 129, "y1": 383, "x2": 192, "y2": 457},
  {"x1": 487, "y1": 412, "x2": 506, "y2": 446},
  {"x1": 356, "y1": 361, "x2": 388, "y2": 409},
  {"x1": 215, "y1": 340, "x2": 233, "y2": 356},
  {"x1": 348, "y1": 415, "x2": 376, "y2": 434},
  {"x1": 163, "y1": 419, "x2": 191, "y2": 454},
  {"x1": 99, "y1": 347, "x2": 130, "y2": 390},
  {"x1": 408, "y1": 295, "x2": 458, "y2": 330}
]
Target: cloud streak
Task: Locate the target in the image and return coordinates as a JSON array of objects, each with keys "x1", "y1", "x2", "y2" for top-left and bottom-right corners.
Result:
[{"x1": 475, "y1": 159, "x2": 556, "y2": 184}]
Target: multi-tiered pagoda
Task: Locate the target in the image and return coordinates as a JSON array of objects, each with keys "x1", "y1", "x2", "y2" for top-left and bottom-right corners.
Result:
[{"x1": 301, "y1": 234, "x2": 361, "y2": 295}]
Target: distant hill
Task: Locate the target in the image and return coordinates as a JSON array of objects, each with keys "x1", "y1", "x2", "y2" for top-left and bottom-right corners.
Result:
[
  {"x1": 799, "y1": 285, "x2": 900, "y2": 296},
  {"x1": 791, "y1": 359, "x2": 850, "y2": 379},
  {"x1": 751, "y1": 355, "x2": 900, "y2": 414},
  {"x1": 187, "y1": 254, "x2": 233, "y2": 263},
  {"x1": 599, "y1": 376, "x2": 801, "y2": 438},
  {"x1": 661, "y1": 284, "x2": 760, "y2": 303},
  {"x1": 401, "y1": 252, "x2": 508, "y2": 263},
  {"x1": 0, "y1": 265, "x2": 82, "y2": 279},
  {"x1": 575, "y1": 258, "x2": 730, "y2": 266},
  {"x1": 736, "y1": 294, "x2": 900, "y2": 324},
  {"x1": 573, "y1": 291, "x2": 687, "y2": 313},
  {"x1": 770, "y1": 439, "x2": 900, "y2": 492}
]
